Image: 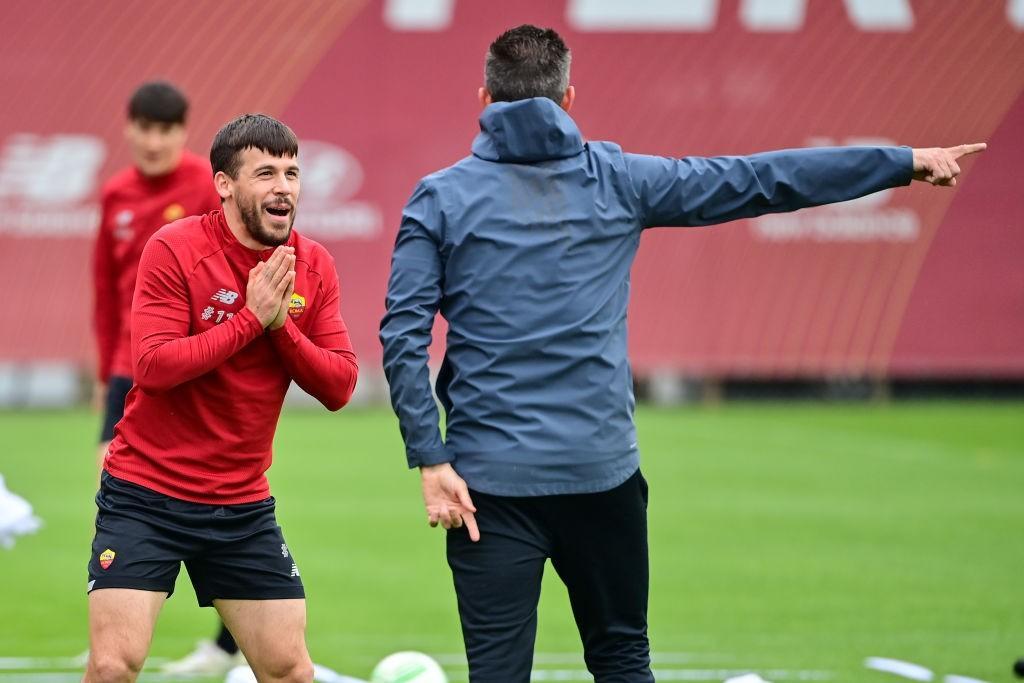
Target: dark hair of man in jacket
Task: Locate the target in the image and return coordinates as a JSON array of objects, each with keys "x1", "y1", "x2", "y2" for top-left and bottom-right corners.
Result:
[{"x1": 484, "y1": 25, "x2": 572, "y2": 104}]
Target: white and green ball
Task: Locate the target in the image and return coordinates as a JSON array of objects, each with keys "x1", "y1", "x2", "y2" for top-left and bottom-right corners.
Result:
[{"x1": 370, "y1": 652, "x2": 447, "y2": 683}]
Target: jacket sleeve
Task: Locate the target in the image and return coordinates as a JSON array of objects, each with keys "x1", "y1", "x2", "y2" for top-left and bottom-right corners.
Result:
[
  {"x1": 624, "y1": 146, "x2": 914, "y2": 228},
  {"x1": 379, "y1": 181, "x2": 450, "y2": 469},
  {"x1": 91, "y1": 191, "x2": 119, "y2": 383},
  {"x1": 132, "y1": 238, "x2": 264, "y2": 392},
  {"x1": 267, "y1": 262, "x2": 358, "y2": 412}
]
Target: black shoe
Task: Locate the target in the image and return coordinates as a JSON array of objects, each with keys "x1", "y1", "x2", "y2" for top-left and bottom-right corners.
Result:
[{"x1": 1014, "y1": 658, "x2": 1024, "y2": 678}]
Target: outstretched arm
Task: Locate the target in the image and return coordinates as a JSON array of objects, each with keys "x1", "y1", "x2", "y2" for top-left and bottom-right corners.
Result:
[{"x1": 627, "y1": 143, "x2": 986, "y2": 228}]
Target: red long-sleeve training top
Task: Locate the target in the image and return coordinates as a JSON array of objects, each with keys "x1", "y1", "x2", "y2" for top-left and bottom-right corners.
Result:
[
  {"x1": 104, "y1": 210, "x2": 358, "y2": 504},
  {"x1": 92, "y1": 151, "x2": 221, "y2": 382}
]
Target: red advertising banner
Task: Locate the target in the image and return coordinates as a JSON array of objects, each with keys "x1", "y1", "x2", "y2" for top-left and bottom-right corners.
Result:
[{"x1": 2, "y1": 0, "x2": 1021, "y2": 378}]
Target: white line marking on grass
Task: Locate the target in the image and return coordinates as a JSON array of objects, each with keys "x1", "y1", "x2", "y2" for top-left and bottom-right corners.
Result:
[
  {"x1": 435, "y1": 653, "x2": 829, "y2": 683},
  {"x1": 762, "y1": 673, "x2": 833, "y2": 682},
  {"x1": 651, "y1": 654, "x2": 735, "y2": 664},
  {"x1": 865, "y1": 657, "x2": 934, "y2": 681},
  {"x1": 0, "y1": 675, "x2": 179, "y2": 683},
  {"x1": 945, "y1": 676, "x2": 990, "y2": 683},
  {"x1": 0, "y1": 654, "x2": 830, "y2": 683},
  {"x1": 0, "y1": 658, "x2": 88, "y2": 671},
  {"x1": 0, "y1": 659, "x2": 42, "y2": 669},
  {"x1": 432, "y1": 652, "x2": 732, "y2": 666},
  {"x1": 521, "y1": 670, "x2": 831, "y2": 682},
  {"x1": 0, "y1": 657, "x2": 168, "y2": 671}
]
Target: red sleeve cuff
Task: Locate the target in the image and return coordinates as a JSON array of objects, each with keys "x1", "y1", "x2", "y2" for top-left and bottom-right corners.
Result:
[
  {"x1": 266, "y1": 316, "x2": 300, "y2": 344},
  {"x1": 235, "y1": 306, "x2": 264, "y2": 335}
]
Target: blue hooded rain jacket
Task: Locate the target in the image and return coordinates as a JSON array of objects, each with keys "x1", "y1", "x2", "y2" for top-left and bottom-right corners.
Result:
[{"x1": 380, "y1": 97, "x2": 912, "y2": 496}]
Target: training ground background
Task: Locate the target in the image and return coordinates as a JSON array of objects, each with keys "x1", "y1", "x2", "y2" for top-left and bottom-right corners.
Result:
[{"x1": 1, "y1": 403, "x2": 1021, "y2": 682}]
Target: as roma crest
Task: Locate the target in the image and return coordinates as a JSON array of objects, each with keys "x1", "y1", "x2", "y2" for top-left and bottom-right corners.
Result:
[
  {"x1": 99, "y1": 548, "x2": 116, "y2": 570},
  {"x1": 288, "y1": 293, "x2": 306, "y2": 319},
  {"x1": 163, "y1": 203, "x2": 185, "y2": 222}
]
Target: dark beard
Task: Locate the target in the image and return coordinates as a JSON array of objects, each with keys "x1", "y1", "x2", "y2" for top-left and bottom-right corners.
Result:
[{"x1": 239, "y1": 195, "x2": 293, "y2": 247}]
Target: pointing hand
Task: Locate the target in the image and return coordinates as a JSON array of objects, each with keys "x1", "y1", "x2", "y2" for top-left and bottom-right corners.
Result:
[{"x1": 912, "y1": 143, "x2": 986, "y2": 187}]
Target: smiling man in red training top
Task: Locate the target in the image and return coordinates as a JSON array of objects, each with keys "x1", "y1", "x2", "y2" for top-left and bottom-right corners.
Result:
[{"x1": 84, "y1": 114, "x2": 358, "y2": 683}]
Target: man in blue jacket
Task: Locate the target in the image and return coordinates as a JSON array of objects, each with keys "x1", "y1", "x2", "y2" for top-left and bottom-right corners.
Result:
[{"x1": 380, "y1": 24, "x2": 985, "y2": 682}]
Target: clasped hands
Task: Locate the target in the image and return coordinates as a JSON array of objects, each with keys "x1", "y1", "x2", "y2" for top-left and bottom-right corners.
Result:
[{"x1": 245, "y1": 245, "x2": 296, "y2": 329}]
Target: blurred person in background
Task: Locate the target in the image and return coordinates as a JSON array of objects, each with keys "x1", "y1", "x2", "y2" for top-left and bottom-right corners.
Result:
[
  {"x1": 380, "y1": 24, "x2": 986, "y2": 682},
  {"x1": 90, "y1": 80, "x2": 240, "y2": 675},
  {"x1": 0, "y1": 474, "x2": 41, "y2": 549}
]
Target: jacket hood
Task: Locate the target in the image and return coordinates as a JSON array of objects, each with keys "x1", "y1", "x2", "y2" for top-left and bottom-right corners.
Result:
[{"x1": 471, "y1": 97, "x2": 585, "y2": 163}]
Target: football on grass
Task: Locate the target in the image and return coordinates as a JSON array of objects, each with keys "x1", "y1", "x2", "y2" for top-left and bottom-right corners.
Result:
[{"x1": 371, "y1": 652, "x2": 447, "y2": 683}]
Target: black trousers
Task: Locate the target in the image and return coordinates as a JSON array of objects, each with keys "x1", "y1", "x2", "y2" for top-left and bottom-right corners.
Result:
[{"x1": 446, "y1": 470, "x2": 653, "y2": 682}]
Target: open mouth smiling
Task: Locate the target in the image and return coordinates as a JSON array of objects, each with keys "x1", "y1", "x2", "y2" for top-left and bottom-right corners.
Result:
[{"x1": 265, "y1": 204, "x2": 291, "y2": 218}]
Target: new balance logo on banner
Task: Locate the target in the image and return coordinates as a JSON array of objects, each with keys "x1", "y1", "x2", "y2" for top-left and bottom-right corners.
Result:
[
  {"x1": 0, "y1": 134, "x2": 105, "y2": 236},
  {"x1": 386, "y1": 0, "x2": 1024, "y2": 32},
  {"x1": 0, "y1": 134, "x2": 105, "y2": 204}
]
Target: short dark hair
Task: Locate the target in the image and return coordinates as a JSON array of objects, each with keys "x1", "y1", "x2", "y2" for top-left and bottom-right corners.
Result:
[
  {"x1": 485, "y1": 25, "x2": 571, "y2": 104},
  {"x1": 210, "y1": 113, "x2": 299, "y2": 179},
  {"x1": 127, "y1": 81, "x2": 189, "y2": 124}
]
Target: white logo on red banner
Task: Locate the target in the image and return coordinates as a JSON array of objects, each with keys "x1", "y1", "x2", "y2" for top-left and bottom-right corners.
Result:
[
  {"x1": 298, "y1": 140, "x2": 381, "y2": 240},
  {"x1": 0, "y1": 134, "x2": 105, "y2": 236},
  {"x1": 750, "y1": 137, "x2": 921, "y2": 243},
  {"x1": 384, "y1": 0, "x2": 957, "y2": 32}
]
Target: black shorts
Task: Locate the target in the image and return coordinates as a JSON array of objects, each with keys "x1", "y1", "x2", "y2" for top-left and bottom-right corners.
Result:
[
  {"x1": 99, "y1": 375, "x2": 133, "y2": 443},
  {"x1": 87, "y1": 472, "x2": 305, "y2": 607}
]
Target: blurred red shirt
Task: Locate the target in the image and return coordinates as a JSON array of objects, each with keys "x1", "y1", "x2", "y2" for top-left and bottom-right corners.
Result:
[{"x1": 92, "y1": 150, "x2": 221, "y2": 382}]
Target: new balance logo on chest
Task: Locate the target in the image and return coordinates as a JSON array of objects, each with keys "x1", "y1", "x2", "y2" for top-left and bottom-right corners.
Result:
[
  {"x1": 203, "y1": 288, "x2": 241, "y2": 326},
  {"x1": 210, "y1": 289, "x2": 239, "y2": 304}
]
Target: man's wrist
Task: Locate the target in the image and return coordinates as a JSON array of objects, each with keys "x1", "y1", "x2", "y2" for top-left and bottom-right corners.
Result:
[
  {"x1": 266, "y1": 316, "x2": 295, "y2": 339},
  {"x1": 235, "y1": 306, "x2": 267, "y2": 336},
  {"x1": 244, "y1": 304, "x2": 269, "y2": 328},
  {"x1": 408, "y1": 447, "x2": 453, "y2": 469}
]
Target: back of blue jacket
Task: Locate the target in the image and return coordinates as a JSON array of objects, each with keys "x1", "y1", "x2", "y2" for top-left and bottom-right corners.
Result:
[{"x1": 380, "y1": 97, "x2": 911, "y2": 496}]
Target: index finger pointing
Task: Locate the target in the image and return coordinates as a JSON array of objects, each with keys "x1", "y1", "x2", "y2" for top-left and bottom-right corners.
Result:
[
  {"x1": 952, "y1": 142, "x2": 987, "y2": 158},
  {"x1": 463, "y1": 511, "x2": 480, "y2": 542}
]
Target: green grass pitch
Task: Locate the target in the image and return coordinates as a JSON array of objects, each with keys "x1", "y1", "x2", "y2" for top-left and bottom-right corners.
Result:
[{"x1": 1, "y1": 403, "x2": 1021, "y2": 682}]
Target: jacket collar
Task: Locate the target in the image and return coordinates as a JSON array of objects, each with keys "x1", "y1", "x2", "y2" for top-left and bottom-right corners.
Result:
[{"x1": 472, "y1": 97, "x2": 584, "y2": 163}]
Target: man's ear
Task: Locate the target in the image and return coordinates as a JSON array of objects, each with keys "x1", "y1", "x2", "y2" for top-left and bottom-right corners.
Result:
[
  {"x1": 561, "y1": 86, "x2": 575, "y2": 112},
  {"x1": 214, "y1": 171, "x2": 232, "y2": 202},
  {"x1": 478, "y1": 87, "x2": 493, "y2": 108}
]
